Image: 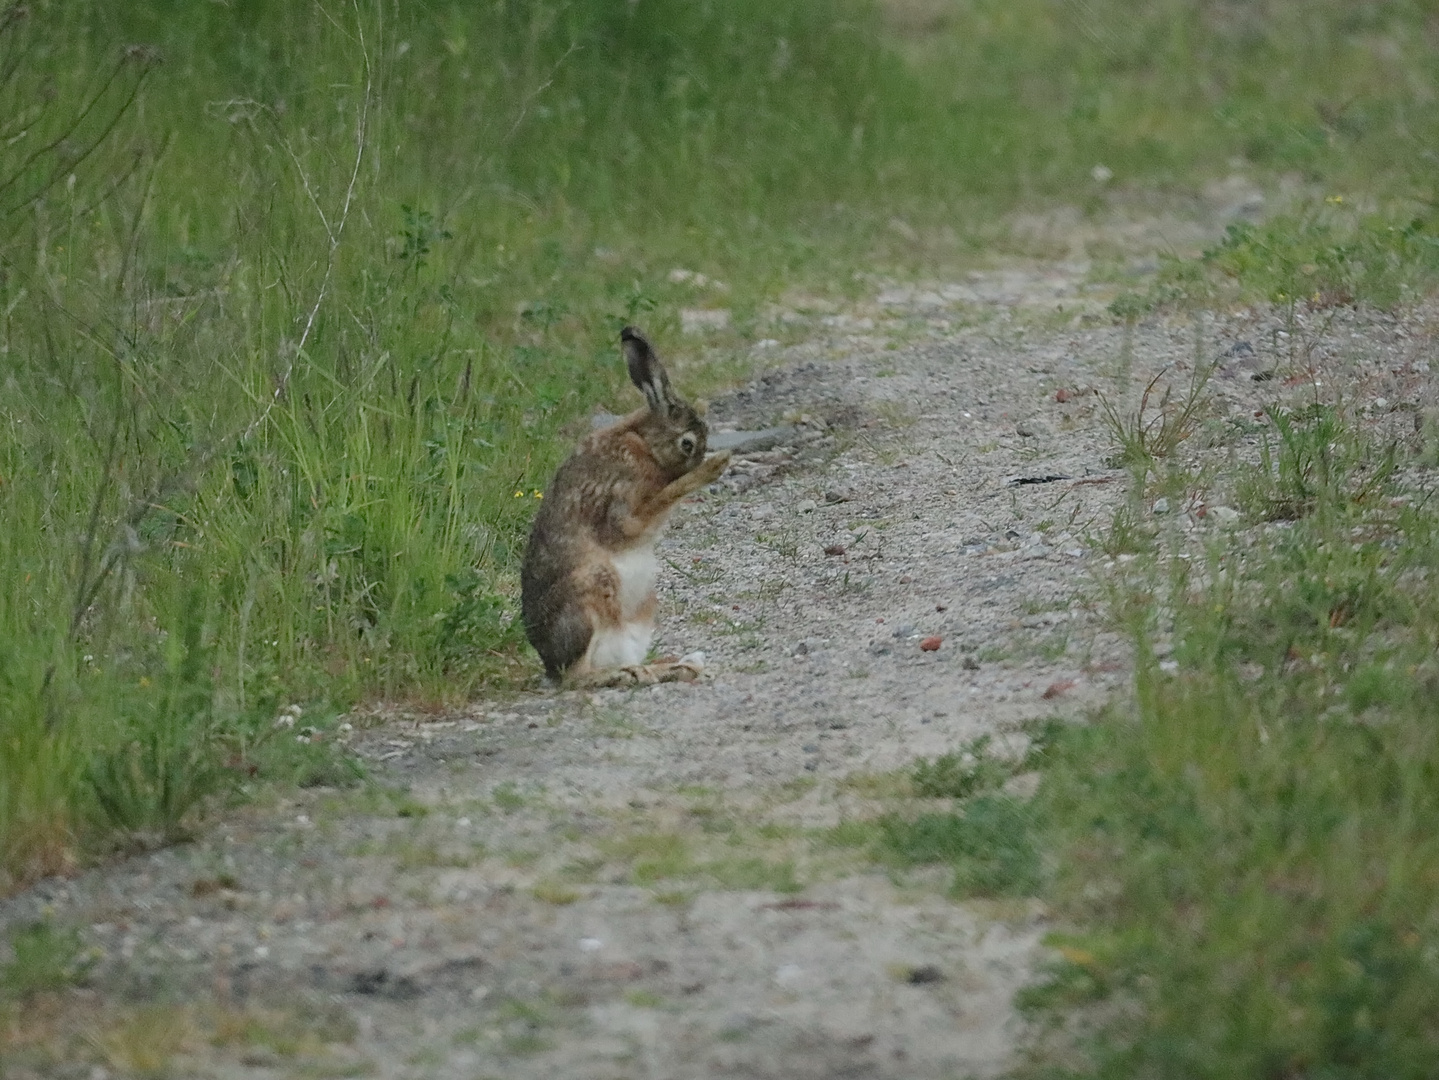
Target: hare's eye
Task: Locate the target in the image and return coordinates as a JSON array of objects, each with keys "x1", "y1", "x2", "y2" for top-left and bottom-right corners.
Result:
[{"x1": 678, "y1": 433, "x2": 697, "y2": 455}]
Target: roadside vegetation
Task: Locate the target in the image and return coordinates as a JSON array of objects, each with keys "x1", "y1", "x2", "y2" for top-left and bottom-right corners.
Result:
[
  {"x1": 1, "y1": 1, "x2": 1437, "y2": 993},
  {"x1": 1014, "y1": 248, "x2": 1439, "y2": 1073}
]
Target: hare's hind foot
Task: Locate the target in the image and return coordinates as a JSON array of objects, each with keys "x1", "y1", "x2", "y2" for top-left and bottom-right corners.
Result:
[{"x1": 572, "y1": 653, "x2": 708, "y2": 689}]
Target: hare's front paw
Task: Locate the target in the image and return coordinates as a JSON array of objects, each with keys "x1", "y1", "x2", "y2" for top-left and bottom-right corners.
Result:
[{"x1": 694, "y1": 449, "x2": 731, "y2": 484}]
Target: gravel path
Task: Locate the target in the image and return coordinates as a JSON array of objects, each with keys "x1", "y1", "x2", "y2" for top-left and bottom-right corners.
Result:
[{"x1": 14, "y1": 227, "x2": 1417, "y2": 1078}]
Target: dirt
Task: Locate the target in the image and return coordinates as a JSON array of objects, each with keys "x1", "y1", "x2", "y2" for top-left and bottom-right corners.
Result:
[{"x1": 8, "y1": 200, "x2": 1431, "y2": 1079}]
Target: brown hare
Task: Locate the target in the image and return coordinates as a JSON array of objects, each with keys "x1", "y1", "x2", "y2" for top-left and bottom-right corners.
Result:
[{"x1": 521, "y1": 326, "x2": 730, "y2": 685}]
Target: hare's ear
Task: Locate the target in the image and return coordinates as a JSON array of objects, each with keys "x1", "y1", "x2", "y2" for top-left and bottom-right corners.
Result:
[{"x1": 620, "y1": 326, "x2": 675, "y2": 414}]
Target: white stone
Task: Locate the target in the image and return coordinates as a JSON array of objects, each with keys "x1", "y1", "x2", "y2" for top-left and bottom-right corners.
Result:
[{"x1": 680, "y1": 308, "x2": 731, "y2": 335}]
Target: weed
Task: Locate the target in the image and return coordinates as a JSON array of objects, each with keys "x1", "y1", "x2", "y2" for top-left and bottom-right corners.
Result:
[
  {"x1": 911, "y1": 735, "x2": 1011, "y2": 799},
  {"x1": 498, "y1": 998, "x2": 554, "y2": 1056},
  {"x1": 530, "y1": 881, "x2": 582, "y2": 906},
  {"x1": 1205, "y1": 212, "x2": 1439, "y2": 311},
  {"x1": 391, "y1": 796, "x2": 429, "y2": 820},
  {"x1": 705, "y1": 856, "x2": 803, "y2": 894},
  {"x1": 1235, "y1": 403, "x2": 1397, "y2": 521},
  {"x1": 1099, "y1": 359, "x2": 1215, "y2": 477},
  {"x1": 1, "y1": 922, "x2": 92, "y2": 999},
  {"x1": 610, "y1": 832, "x2": 692, "y2": 885},
  {"x1": 85, "y1": 589, "x2": 226, "y2": 846},
  {"x1": 208, "y1": 1001, "x2": 357, "y2": 1057},
  {"x1": 1114, "y1": 209, "x2": 1439, "y2": 317},
  {"x1": 94, "y1": 1005, "x2": 195, "y2": 1078},
  {"x1": 875, "y1": 796, "x2": 1041, "y2": 898},
  {"x1": 491, "y1": 783, "x2": 527, "y2": 813}
]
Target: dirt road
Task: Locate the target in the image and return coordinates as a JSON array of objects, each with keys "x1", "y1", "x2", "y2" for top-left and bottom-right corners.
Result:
[{"x1": 5, "y1": 250, "x2": 1240, "y2": 1079}]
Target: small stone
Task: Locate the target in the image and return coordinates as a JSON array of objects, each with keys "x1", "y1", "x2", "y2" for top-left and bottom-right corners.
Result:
[
  {"x1": 892, "y1": 624, "x2": 916, "y2": 639},
  {"x1": 796, "y1": 499, "x2": 817, "y2": 514},
  {"x1": 803, "y1": 760, "x2": 819, "y2": 772},
  {"x1": 680, "y1": 308, "x2": 731, "y2": 335},
  {"x1": 1015, "y1": 420, "x2": 1039, "y2": 438},
  {"x1": 962, "y1": 656, "x2": 980, "y2": 671},
  {"x1": 898, "y1": 574, "x2": 913, "y2": 584},
  {"x1": 1042, "y1": 678, "x2": 1076, "y2": 699},
  {"x1": 1152, "y1": 497, "x2": 1170, "y2": 515},
  {"x1": 919, "y1": 636, "x2": 943, "y2": 652},
  {"x1": 824, "y1": 544, "x2": 847, "y2": 557},
  {"x1": 907, "y1": 964, "x2": 946, "y2": 984},
  {"x1": 667, "y1": 268, "x2": 728, "y2": 291},
  {"x1": 1373, "y1": 397, "x2": 1389, "y2": 411},
  {"x1": 1054, "y1": 388, "x2": 1073, "y2": 402},
  {"x1": 802, "y1": 744, "x2": 819, "y2": 753},
  {"x1": 1207, "y1": 505, "x2": 1241, "y2": 525},
  {"x1": 824, "y1": 488, "x2": 854, "y2": 504},
  {"x1": 935, "y1": 603, "x2": 947, "y2": 612}
]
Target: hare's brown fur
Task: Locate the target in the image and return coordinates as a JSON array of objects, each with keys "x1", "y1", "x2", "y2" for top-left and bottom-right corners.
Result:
[{"x1": 521, "y1": 327, "x2": 728, "y2": 682}]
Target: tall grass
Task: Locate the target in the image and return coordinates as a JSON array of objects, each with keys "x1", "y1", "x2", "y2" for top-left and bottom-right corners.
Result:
[
  {"x1": 3, "y1": 0, "x2": 1438, "y2": 890},
  {"x1": 1023, "y1": 360, "x2": 1439, "y2": 1073},
  {"x1": 0, "y1": 0, "x2": 967, "y2": 890}
]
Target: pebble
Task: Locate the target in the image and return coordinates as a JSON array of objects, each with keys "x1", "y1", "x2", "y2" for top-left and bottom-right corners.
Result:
[
  {"x1": 1206, "y1": 505, "x2": 1241, "y2": 525},
  {"x1": 919, "y1": 636, "x2": 942, "y2": 652},
  {"x1": 796, "y1": 499, "x2": 817, "y2": 514},
  {"x1": 680, "y1": 308, "x2": 731, "y2": 335},
  {"x1": 1152, "y1": 497, "x2": 1170, "y2": 514}
]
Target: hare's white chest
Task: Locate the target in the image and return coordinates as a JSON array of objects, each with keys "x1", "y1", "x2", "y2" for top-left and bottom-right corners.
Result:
[
  {"x1": 611, "y1": 545, "x2": 659, "y2": 618},
  {"x1": 586, "y1": 545, "x2": 659, "y2": 669}
]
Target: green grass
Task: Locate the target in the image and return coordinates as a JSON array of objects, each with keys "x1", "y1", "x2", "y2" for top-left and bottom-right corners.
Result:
[
  {"x1": 910, "y1": 734, "x2": 1013, "y2": 800},
  {"x1": 3, "y1": 0, "x2": 1439, "y2": 889},
  {"x1": 1019, "y1": 352, "x2": 1439, "y2": 1073},
  {"x1": 1, "y1": 921, "x2": 93, "y2": 1000},
  {"x1": 1112, "y1": 206, "x2": 1439, "y2": 318}
]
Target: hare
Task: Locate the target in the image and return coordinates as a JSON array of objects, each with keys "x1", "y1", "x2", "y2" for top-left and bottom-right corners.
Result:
[{"x1": 521, "y1": 326, "x2": 730, "y2": 685}]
